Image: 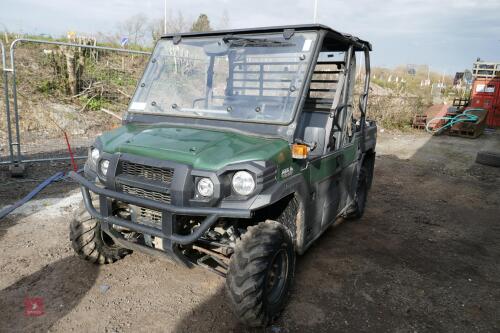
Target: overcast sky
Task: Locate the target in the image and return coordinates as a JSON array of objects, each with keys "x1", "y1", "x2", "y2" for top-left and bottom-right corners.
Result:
[{"x1": 1, "y1": 0, "x2": 499, "y2": 73}]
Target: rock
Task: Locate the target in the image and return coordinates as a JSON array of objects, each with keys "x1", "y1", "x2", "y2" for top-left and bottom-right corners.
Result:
[
  {"x1": 360, "y1": 290, "x2": 374, "y2": 302},
  {"x1": 100, "y1": 284, "x2": 111, "y2": 294}
]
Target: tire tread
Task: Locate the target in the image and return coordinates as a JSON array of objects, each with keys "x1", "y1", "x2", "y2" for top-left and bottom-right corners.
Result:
[
  {"x1": 70, "y1": 200, "x2": 131, "y2": 265},
  {"x1": 226, "y1": 220, "x2": 295, "y2": 327}
]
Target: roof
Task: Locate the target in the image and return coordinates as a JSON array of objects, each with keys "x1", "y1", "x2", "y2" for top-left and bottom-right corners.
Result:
[{"x1": 161, "y1": 24, "x2": 372, "y2": 51}]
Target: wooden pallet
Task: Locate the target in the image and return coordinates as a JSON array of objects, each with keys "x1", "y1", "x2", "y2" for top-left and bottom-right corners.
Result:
[
  {"x1": 448, "y1": 125, "x2": 484, "y2": 139},
  {"x1": 448, "y1": 119, "x2": 486, "y2": 139},
  {"x1": 412, "y1": 115, "x2": 427, "y2": 129}
]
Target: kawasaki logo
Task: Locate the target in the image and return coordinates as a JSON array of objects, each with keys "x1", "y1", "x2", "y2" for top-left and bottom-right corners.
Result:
[{"x1": 280, "y1": 167, "x2": 293, "y2": 178}]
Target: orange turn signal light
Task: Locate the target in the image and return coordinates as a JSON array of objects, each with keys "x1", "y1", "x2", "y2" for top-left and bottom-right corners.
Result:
[{"x1": 292, "y1": 144, "x2": 309, "y2": 159}]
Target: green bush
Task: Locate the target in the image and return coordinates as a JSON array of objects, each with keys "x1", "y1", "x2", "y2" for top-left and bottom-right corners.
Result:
[
  {"x1": 79, "y1": 95, "x2": 109, "y2": 111},
  {"x1": 36, "y1": 79, "x2": 58, "y2": 94},
  {"x1": 367, "y1": 95, "x2": 427, "y2": 130}
]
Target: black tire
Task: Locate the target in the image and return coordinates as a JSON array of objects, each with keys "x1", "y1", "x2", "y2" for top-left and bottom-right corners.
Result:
[
  {"x1": 70, "y1": 199, "x2": 131, "y2": 264},
  {"x1": 345, "y1": 167, "x2": 368, "y2": 220},
  {"x1": 226, "y1": 221, "x2": 295, "y2": 327},
  {"x1": 476, "y1": 151, "x2": 500, "y2": 167}
]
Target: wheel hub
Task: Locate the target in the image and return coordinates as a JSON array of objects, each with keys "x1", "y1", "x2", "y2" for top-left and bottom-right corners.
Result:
[{"x1": 265, "y1": 248, "x2": 288, "y2": 305}]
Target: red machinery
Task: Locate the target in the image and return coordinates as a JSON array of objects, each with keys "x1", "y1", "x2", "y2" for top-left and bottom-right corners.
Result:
[{"x1": 470, "y1": 77, "x2": 500, "y2": 128}]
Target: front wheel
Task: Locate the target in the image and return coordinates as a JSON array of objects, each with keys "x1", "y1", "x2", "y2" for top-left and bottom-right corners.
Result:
[
  {"x1": 70, "y1": 199, "x2": 131, "y2": 264},
  {"x1": 226, "y1": 220, "x2": 295, "y2": 327}
]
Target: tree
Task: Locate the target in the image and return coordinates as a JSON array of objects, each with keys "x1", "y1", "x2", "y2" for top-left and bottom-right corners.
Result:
[
  {"x1": 95, "y1": 31, "x2": 121, "y2": 45},
  {"x1": 190, "y1": 14, "x2": 212, "y2": 32},
  {"x1": 119, "y1": 14, "x2": 148, "y2": 45},
  {"x1": 149, "y1": 11, "x2": 188, "y2": 42},
  {"x1": 170, "y1": 11, "x2": 187, "y2": 33}
]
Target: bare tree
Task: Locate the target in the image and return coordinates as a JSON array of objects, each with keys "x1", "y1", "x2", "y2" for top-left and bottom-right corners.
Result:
[
  {"x1": 148, "y1": 18, "x2": 163, "y2": 42},
  {"x1": 171, "y1": 11, "x2": 187, "y2": 33},
  {"x1": 119, "y1": 14, "x2": 148, "y2": 45},
  {"x1": 149, "y1": 11, "x2": 188, "y2": 42},
  {"x1": 95, "y1": 31, "x2": 121, "y2": 45}
]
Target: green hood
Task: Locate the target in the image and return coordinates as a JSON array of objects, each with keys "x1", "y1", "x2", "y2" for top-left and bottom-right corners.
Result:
[{"x1": 99, "y1": 124, "x2": 292, "y2": 171}]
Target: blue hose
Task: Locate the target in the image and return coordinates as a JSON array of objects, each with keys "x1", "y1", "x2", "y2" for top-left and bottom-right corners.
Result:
[
  {"x1": 425, "y1": 108, "x2": 481, "y2": 134},
  {"x1": 0, "y1": 171, "x2": 66, "y2": 220}
]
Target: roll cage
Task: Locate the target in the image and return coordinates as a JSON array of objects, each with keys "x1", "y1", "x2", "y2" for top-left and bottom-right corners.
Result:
[{"x1": 125, "y1": 24, "x2": 371, "y2": 145}]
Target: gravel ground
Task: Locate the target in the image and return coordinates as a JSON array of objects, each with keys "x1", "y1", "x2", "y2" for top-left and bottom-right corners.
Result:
[{"x1": 0, "y1": 130, "x2": 499, "y2": 332}]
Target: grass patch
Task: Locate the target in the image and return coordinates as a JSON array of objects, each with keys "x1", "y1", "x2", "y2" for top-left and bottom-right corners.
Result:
[{"x1": 79, "y1": 95, "x2": 109, "y2": 111}]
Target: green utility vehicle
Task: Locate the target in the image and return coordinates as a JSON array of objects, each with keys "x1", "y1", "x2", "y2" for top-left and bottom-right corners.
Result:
[{"x1": 70, "y1": 24, "x2": 376, "y2": 326}]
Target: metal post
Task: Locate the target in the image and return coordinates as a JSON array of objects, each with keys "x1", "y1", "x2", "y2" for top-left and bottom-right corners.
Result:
[
  {"x1": 336, "y1": 45, "x2": 354, "y2": 149},
  {"x1": 313, "y1": 0, "x2": 318, "y2": 23},
  {"x1": 1, "y1": 41, "x2": 15, "y2": 163},
  {"x1": 356, "y1": 47, "x2": 371, "y2": 153},
  {"x1": 9, "y1": 42, "x2": 22, "y2": 164},
  {"x1": 164, "y1": 0, "x2": 168, "y2": 34},
  {"x1": 361, "y1": 47, "x2": 371, "y2": 127}
]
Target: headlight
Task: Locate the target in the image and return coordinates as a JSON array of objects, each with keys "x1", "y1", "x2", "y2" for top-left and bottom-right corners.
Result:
[
  {"x1": 197, "y1": 177, "x2": 214, "y2": 197},
  {"x1": 232, "y1": 171, "x2": 255, "y2": 196},
  {"x1": 90, "y1": 148, "x2": 100, "y2": 165},
  {"x1": 100, "y1": 159, "x2": 110, "y2": 176}
]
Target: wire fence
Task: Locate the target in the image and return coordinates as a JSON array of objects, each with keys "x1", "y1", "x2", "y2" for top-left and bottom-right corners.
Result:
[{"x1": 1, "y1": 39, "x2": 151, "y2": 166}]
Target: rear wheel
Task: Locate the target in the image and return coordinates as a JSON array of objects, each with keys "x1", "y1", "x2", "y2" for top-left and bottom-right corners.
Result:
[
  {"x1": 345, "y1": 167, "x2": 368, "y2": 220},
  {"x1": 226, "y1": 220, "x2": 295, "y2": 327},
  {"x1": 70, "y1": 199, "x2": 131, "y2": 264}
]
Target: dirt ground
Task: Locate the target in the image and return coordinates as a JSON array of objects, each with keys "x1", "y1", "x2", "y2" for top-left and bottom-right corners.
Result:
[{"x1": 0, "y1": 130, "x2": 499, "y2": 333}]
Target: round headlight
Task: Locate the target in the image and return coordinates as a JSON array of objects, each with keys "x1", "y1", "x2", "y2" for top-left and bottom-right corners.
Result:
[
  {"x1": 197, "y1": 177, "x2": 214, "y2": 197},
  {"x1": 90, "y1": 148, "x2": 100, "y2": 165},
  {"x1": 100, "y1": 159, "x2": 110, "y2": 176},
  {"x1": 232, "y1": 171, "x2": 255, "y2": 196}
]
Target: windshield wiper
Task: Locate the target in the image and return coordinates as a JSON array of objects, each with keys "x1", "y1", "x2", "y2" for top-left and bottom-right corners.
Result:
[{"x1": 222, "y1": 36, "x2": 294, "y2": 48}]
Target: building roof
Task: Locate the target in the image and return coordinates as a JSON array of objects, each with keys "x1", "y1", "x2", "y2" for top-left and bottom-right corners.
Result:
[{"x1": 161, "y1": 24, "x2": 372, "y2": 51}]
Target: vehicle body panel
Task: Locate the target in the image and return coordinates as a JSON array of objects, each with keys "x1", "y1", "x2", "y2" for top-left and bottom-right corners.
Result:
[{"x1": 100, "y1": 124, "x2": 291, "y2": 171}]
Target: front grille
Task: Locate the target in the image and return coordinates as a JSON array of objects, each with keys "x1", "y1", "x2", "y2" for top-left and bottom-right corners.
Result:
[
  {"x1": 121, "y1": 161, "x2": 174, "y2": 184},
  {"x1": 137, "y1": 207, "x2": 162, "y2": 226},
  {"x1": 122, "y1": 184, "x2": 171, "y2": 204}
]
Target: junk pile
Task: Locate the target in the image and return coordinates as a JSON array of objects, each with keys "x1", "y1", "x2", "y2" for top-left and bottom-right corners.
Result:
[{"x1": 413, "y1": 99, "x2": 488, "y2": 138}]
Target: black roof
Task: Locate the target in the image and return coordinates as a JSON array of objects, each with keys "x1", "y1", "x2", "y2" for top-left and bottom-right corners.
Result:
[{"x1": 161, "y1": 24, "x2": 372, "y2": 51}]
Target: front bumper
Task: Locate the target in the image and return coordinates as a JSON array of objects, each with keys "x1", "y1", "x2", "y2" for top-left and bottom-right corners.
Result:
[{"x1": 69, "y1": 171, "x2": 252, "y2": 264}]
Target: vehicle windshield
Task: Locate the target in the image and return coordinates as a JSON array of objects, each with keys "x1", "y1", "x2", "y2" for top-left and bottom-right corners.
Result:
[{"x1": 128, "y1": 32, "x2": 318, "y2": 124}]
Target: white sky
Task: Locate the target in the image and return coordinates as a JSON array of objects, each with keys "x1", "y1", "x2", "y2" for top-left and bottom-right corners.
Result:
[{"x1": 1, "y1": 0, "x2": 499, "y2": 72}]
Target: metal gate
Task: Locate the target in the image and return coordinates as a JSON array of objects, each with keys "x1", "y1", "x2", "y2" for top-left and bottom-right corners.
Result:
[{"x1": 0, "y1": 38, "x2": 151, "y2": 169}]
